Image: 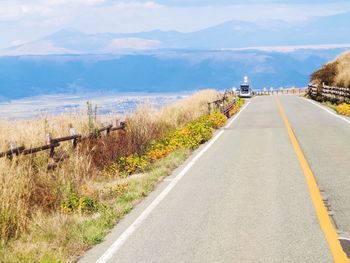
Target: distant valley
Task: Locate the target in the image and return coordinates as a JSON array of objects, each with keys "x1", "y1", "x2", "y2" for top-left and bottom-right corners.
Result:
[
  {"x1": 0, "y1": 48, "x2": 347, "y2": 101},
  {"x1": 0, "y1": 11, "x2": 350, "y2": 101}
]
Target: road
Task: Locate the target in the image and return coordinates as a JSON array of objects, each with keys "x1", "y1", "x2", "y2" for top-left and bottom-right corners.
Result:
[{"x1": 80, "y1": 95, "x2": 350, "y2": 263}]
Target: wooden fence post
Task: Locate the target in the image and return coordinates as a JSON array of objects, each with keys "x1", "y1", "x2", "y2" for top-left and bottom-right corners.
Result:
[
  {"x1": 69, "y1": 125, "x2": 78, "y2": 148},
  {"x1": 46, "y1": 133, "x2": 55, "y2": 158},
  {"x1": 9, "y1": 142, "x2": 17, "y2": 155},
  {"x1": 8, "y1": 141, "x2": 16, "y2": 160}
]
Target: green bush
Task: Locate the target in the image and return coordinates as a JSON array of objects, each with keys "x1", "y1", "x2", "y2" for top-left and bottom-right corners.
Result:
[{"x1": 61, "y1": 193, "x2": 98, "y2": 214}]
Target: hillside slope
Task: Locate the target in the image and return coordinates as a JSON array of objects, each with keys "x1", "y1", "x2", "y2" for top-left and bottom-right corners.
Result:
[{"x1": 311, "y1": 51, "x2": 350, "y2": 88}]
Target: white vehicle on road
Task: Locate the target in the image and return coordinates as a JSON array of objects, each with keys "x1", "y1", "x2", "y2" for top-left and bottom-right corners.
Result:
[{"x1": 238, "y1": 76, "x2": 253, "y2": 98}]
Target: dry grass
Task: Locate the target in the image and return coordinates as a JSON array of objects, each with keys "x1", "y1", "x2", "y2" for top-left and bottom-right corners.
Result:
[
  {"x1": 311, "y1": 51, "x2": 350, "y2": 88},
  {"x1": 0, "y1": 113, "x2": 117, "y2": 152},
  {"x1": 334, "y1": 52, "x2": 350, "y2": 89},
  {"x1": 0, "y1": 89, "x2": 221, "y2": 262},
  {"x1": 124, "y1": 89, "x2": 219, "y2": 155}
]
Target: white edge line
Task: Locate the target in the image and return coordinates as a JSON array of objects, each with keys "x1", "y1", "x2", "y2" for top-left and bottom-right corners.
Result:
[
  {"x1": 95, "y1": 99, "x2": 252, "y2": 263},
  {"x1": 302, "y1": 98, "x2": 350, "y2": 125}
]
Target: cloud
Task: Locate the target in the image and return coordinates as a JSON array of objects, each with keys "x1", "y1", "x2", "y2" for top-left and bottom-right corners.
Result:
[
  {"x1": 1, "y1": 0, "x2": 350, "y2": 49},
  {"x1": 0, "y1": 1, "x2": 163, "y2": 22},
  {"x1": 10, "y1": 39, "x2": 28, "y2": 46},
  {"x1": 0, "y1": 41, "x2": 74, "y2": 55},
  {"x1": 0, "y1": 1, "x2": 58, "y2": 22},
  {"x1": 112, "y1": 1, "x2": 163, "y2": 9},
  {"x1": 143, "y1": 0, "x2": 349, "y2": 6},
  {"x1": 108, "y1": 38, "x2": 161, "y2": 50},
  {"x1": 45, "y1": 0, "x2": 107, "y2": 7}
]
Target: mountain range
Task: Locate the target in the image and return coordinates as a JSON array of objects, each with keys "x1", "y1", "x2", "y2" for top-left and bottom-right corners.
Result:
[
  {"x1": 0, "y1": 48, "x2": 347, "y2": 101},
  {"x1": 1, "y1": 12, "x2": 350, "y2": 101},
  {"x1": 1, "y1": 12, "x2": 350, "y2": 55}
]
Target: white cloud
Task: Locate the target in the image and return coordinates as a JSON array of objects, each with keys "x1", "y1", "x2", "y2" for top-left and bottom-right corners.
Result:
[
  {"x1": 0, "y1": 41, "x2": 74, "y2": 56},
  {"x1": 45, "y1": 0, "x2": 107, "y2": 7},
  {"x1": 0, "y1": 1, "x2": 163, "y2": 22},
  {"x1": 1, "y1": 0, "x2": 350, "y2": 49},
  {"x1": 108, "y1": 38, "x2": 161, "y2": 50},
  {"x1": 0, "y1": 1, "x2": 57, "y2": 22},
  {"x1": 108, "y1": 1, "x2": 163, "y2": 10},
  {"x1": 10, "y1": 39, "x2": 28, "y2": 46}
]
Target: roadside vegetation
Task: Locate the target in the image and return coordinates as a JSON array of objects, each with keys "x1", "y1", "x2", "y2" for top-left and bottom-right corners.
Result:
[
  {"x1": 311, "y1": 51, "x2": 350, "y2": 88},
  {"x1": 335, "y1": 103, "x2": 350, "y2": 116},
  {"x1": 0, "y1": 90, "x2": 244, "y2": 262},
  {"x1": 311, "y1": 51, "x2": 350, "y2": 117},
  {"x1": 319, "y1": 102, "x2": 350, "y2": 117}
]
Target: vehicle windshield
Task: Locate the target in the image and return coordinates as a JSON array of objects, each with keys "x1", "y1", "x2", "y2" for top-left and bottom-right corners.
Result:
[{"x1": 240, "y1": 85, "x2": 249, "y2": 92}]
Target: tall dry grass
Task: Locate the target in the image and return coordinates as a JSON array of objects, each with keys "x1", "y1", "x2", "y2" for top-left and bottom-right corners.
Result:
[
  {"x1": 124, "y1": 89, "x2": 219, "y2": 155},
  {"x1": 311, "y1": 51, "x2": 350, "y2": 88},
  {"x1": 0, "y1": 159, "x2": 33, "y2": 242},
  {"x1": 0, "y1": 113, "x2": 118, "y2": 152},
  {"x1": 0, "y1": 152, "x2": 93, "y2": 244},
  {"x1": 334, "y1": 52, "x2": 350, "y2": 88},
  {"x1": 0, "y1": 89, "x2": 219, "y2": 247}
]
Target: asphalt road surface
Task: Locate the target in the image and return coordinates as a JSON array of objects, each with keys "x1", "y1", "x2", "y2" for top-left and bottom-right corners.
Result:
[{"x1": 81, "y1": 95, "x2": 350, "y2": 263}]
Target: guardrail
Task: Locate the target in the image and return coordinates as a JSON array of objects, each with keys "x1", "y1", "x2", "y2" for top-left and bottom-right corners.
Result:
[
  {"x1": 207, "y1": 88, "x2": 305, "y2": 116},
  {"x1": 307, "y1": 83, "x2": 350, "y2": 103},
  {"x1": 255, "y1": 88, "x2": 306, "y2": 96},
  {"x1": 0, "y1": 122, "x2": 126, "y2": 169},
  {"x1": 208, "y1": 90, "x2": 237, "y2": 117}
]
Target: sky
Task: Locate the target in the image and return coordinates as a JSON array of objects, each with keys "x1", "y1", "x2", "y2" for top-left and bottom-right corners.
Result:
[{"x1": 0, "y1": 0, "x2": 350, "y2": 49}]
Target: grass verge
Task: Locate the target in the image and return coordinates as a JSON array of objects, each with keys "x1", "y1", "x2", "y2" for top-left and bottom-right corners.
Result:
[
  {"x1": 321, "y1": 101, "x2": 350, "y2": 117},
  {"x1": 0, "y1": 149, "x2": 190, "y2": 263}
]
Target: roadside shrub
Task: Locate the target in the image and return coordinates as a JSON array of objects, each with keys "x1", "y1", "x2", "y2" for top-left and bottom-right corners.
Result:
[
  {"x1": 114, "y1": 183, "x2": 129, "y2": 196},
  {"x1": 146, "y1": 143, "x2": 174, "y2": 161},
  {"x1": 177, "y1": 121, "x2": 213, "y2": 147},
  {"x1": 236, "y1": 98, "x2": 245, "y2": 107},
  {"x1": 311, "y1": 51, "x2": 350, "y2": 89},
  {"x1": 146, "y1": 113, "x2": 227, "y2": 162},
  {"x1": 199, "y1": 112, "x2": 227, "y2": 129},
  {"x1": 61, "y1": 193, "x2": 98, "y2": 214},
  {"x1": 336, "y1": 103, "x2": 350, "y2": 116},
  {"x1": 311, "y1": 61, "x2": 339, "y2": 86},
  {"x1": 117, "y1": 155, "x2": 149, "y2": 176},
  {"x1": 84, "y1": 135, "x2": 121, "y2": 170},
  {"x1": 103, "y1": 163, "x2": 119, "y2": 177}
]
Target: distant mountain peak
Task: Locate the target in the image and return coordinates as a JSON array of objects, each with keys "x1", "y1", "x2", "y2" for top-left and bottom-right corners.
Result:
[
  {"x1": 47, "y1": 28, "x2": 86, "y2": 38},
  {"x1": 1, "y1": 12, "x2": 350, "y2": 56}
]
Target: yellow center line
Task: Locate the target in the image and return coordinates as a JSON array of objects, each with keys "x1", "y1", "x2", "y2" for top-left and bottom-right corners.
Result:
[{"x1": 275, "y1": 96, "x2": 348, "y2": 263}]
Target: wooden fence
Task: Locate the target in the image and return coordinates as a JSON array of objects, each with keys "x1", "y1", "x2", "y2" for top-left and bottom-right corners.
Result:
[
  {"x1": 0, "y1": 122, "x2": 126, "y2": 169},
  {"x1": 207, "y1": 88, "x2": 305, "y2": 116},
  {"x1": 308, "y1": 83, "x2": 350, "y2": 103},
  {"x1": 207, "y1": 90, "x2": 237, "y2": 117}
]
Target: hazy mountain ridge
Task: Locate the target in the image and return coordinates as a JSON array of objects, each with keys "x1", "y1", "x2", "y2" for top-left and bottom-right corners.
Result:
[
  {"x1": 1, "y1": 12, "x2": 349, "y2": 100},
  {"x1": 0, "y1": 48, "x2": 347, "y2": 101},
  {"x1": 1, "y1": 12, "x2": 350, "y2": 55}
]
